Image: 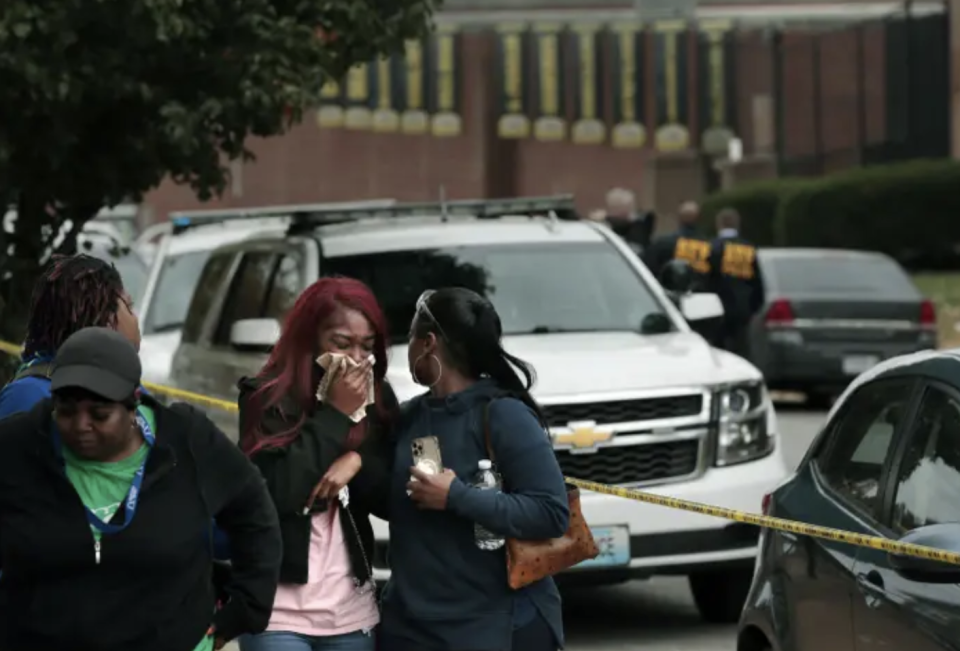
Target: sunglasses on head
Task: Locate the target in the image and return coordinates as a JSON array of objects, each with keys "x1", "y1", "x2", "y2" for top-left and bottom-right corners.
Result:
[{"x1": 415, "y1": 290, "x2": 449, "y2": 341}]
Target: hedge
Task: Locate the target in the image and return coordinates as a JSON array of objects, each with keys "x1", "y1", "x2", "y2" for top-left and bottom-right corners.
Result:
[
  {"x1": 698, "y1": 177, "x2": 812, "y2": 247},
  {"x1": 775, "y1": 159, "x2": 960, "y2": 266},
  {"x1": 698, "y1": 158, "x2": 960, "y2": 268}
]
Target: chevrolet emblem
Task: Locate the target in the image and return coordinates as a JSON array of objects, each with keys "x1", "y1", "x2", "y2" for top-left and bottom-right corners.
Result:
[{"x1": 553, "y1": 420, "x2": 614, "y2": 452}]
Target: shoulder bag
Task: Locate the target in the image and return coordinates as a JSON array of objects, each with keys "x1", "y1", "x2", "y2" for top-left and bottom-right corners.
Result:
[{"x1": 482, "y1": 401, "x2": 599, "y2": 589}]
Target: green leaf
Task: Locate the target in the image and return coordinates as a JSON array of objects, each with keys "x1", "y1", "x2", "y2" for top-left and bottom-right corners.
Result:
[{"x1": 0, "y1": 0, "x2": 441, "y2": 344}]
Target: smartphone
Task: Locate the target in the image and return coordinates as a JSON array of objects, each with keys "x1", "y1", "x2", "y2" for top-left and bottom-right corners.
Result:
[
  {"x1": 409, "y1": 436, "x2": 443, "y2": 497},
  {"x1": 411, "y1": 436, "x2": 443, "y2": 475}
]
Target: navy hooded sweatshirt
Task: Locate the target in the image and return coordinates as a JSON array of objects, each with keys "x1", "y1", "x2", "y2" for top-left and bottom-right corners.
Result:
[{"x1": 380, "y1": 379, "x2": 570, "y2": 650}]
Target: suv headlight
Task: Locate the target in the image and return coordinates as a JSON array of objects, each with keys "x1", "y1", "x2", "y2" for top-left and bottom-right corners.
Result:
[{"x1": 713, "y1": 382, "x2": 773, "y2": 467}]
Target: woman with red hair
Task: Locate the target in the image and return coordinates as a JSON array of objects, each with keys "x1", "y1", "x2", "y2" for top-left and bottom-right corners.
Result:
[{"x1": 236, "y1": 277, "x2": 398, "y2": 651}]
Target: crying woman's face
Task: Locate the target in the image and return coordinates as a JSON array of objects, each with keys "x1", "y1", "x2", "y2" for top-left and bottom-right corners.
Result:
[{"x1": 319, "y1": 307, "x2": 375, "y2": 366}]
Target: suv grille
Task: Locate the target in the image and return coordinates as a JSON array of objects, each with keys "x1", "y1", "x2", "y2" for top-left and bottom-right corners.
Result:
[
  {"x1": 543, "y1": 395, "x2": 703, "y2": 427},
  {"x1": 557, "y1": 440, "x2": 699, "y2": 485}
]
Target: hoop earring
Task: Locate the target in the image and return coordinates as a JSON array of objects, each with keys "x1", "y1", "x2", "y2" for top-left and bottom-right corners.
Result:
[{"x1": 414, "y1": 353, "x2": 443, "y2": 388}]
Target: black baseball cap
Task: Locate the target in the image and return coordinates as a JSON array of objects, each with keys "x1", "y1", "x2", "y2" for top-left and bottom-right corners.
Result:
[{"x1": 50, "y1": 327, "x2": 141, "y2": 402}]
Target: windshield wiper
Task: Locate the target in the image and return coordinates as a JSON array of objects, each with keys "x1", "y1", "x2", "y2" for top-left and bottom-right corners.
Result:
[
  {"x1": 149, "y1": 322, "x2": 184, "y2": 334},
  {"x1": 516, "y1": 326, "x2": 609, "y2": 335}
]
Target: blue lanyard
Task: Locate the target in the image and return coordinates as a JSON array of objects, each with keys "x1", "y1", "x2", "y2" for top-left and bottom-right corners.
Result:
[
  {"x1": 15, "y1": 353, "x2": 54, "y2": 376},
  {"x1": 52, "y1": 411, "x2": 155, "y2": 534}
]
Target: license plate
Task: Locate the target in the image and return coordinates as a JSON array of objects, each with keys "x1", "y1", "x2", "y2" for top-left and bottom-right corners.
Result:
[
  {"x1": 842, "y1": 355, "x2": 880, "y2": 375},
  {"x1": 576, "y1": 525, "x2": 630, "y2": 568}
]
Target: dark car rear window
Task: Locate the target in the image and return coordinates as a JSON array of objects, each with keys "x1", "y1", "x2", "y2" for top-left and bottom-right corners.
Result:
[{"x1": 764, "y1": 255, "x2": 917, "y2": 297}]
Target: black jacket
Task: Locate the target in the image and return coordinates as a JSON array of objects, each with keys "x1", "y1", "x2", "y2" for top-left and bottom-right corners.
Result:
[
  {"x1": 643, "y1": 225, "x2": 711, "y2": 287},
  {"x1": 607, "y1": 211, "x2": 657, "y2": 254},
  {"x1": 237, "y1": 377, "x2": 396, "y2": 588},
  {"x1": 707, "y1": 233, "x2": 764, "y2": 328},
  {"x1": 0, "y1": 395, "x2": 282, "y2": 651}
]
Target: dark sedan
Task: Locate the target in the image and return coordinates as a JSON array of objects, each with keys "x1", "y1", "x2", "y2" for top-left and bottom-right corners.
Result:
[
  {"x1": 738, "y1": 349, "x2": 960, "y2": 651},
  {"x1": 748, "y1": 248, "x2": 938, "y2": 407}
]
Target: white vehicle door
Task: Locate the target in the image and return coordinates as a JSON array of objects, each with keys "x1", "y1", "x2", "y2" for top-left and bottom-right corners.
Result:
[{"x1": 170, "y1": 241, "x2": 310, "y2": 440}]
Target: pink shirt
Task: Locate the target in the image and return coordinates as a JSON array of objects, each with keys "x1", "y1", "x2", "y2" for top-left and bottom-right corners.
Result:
[{"x1": 267, "y1": 506, "x2": 379, "y2": 636}]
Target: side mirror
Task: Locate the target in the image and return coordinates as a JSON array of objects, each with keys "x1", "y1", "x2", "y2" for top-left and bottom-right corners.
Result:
[
  {"x1": 888, "y1": 523, "x2": 960, "y2": 584},
  {"x1": 681, "y1": 293, "x2": 725, "y2": 322},
  {"x1": 229, "y1": 318, "x2": 281, "y2": 352},
  {"x1": 640, "y1": 313, "x2": 673, "y2": 335},
  {"x1": 659, "y1": 259, "x2": 695, "y2": 294}
]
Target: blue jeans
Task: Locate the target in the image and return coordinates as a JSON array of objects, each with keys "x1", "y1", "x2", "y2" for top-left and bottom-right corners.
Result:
[{"x1": 239, "y1": 629, "x2": 375, "y2": 651}]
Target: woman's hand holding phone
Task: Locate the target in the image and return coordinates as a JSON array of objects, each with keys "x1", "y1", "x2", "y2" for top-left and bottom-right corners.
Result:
[{"x1": 326, "y1": 357, "x2": 372, "y2": 417}]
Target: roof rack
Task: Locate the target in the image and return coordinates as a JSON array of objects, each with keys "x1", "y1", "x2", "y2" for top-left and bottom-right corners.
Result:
[
  {"x1": 168, "y1": 195, "x2": 580, "y2": 236},
  {"x1": 284, "y1": 194, "x2": 579, "y2": 233},
  {"x1": 168, "y1": 199, "x2": 398, "y2": 235}
]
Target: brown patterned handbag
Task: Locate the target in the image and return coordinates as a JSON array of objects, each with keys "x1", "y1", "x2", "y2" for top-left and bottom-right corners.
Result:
[{"x1": 482, "y1": 401, "x2": 599, "y2": 589}]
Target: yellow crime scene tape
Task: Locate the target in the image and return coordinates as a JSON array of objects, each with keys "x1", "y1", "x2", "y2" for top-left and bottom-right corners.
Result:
[{"x1": 2, "y1": 339, "x2": 960, "y2": 567}]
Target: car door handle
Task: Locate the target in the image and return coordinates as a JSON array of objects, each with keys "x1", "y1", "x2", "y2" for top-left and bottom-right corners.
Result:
[{"x1": 856, "y1": 570, "x2": 885, "y2": 608}]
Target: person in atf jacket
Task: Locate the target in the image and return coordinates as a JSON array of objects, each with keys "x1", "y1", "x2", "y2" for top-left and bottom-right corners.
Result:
[
  {"x1": 379, "y1": 288, "x2": 570, "y2": 651},
  {"x1": 237, "y1": 277, "x2": 398, "y2": 651},
  {"x1": 706, "y1": 208, "x2": 764, "y2": 357},
  {"x1": 643, "y1": 200, "x2": 711, "y2": 286},
  {"x1": 0, "y1": 327, "x2": 282, "y2": 651}
]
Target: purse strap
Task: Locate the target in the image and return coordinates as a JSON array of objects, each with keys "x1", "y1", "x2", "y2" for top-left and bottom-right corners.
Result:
[
  {"x1": 481, "y1": 400, "x2": 506, "y2": 490},
  {"x1": 482, "y1": 399, "x2": 496, "y2": 463}
]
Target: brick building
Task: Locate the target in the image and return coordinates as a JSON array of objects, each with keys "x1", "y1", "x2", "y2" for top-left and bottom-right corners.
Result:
[{"x1": 144, "y1": 1, "x2": 946, "y2": 233}]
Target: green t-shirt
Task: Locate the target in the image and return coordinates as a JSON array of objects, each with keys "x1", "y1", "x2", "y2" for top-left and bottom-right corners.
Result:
[{"x1": 63, "y1": 405, "x2": 214, "y2": 651}]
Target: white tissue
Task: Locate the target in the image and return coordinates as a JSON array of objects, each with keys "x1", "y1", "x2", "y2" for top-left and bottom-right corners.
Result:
[{"x1": 315, "y1": 352, "x2": 375, "y2": 423}]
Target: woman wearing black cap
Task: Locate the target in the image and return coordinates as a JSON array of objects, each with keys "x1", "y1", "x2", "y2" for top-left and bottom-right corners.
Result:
[{"x1": 0, "y1": 327, "x2": 283, "y2": 651}]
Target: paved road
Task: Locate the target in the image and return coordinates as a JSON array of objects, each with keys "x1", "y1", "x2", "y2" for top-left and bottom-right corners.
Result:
[
  {"x1": 225, "y1": 405, "x2": 827, "y2": 651},
  {"x1": 563, "y1": 404, "x2": 827, "y2": 651}
]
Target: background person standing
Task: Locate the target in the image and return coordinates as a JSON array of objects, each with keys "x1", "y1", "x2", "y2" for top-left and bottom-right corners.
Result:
[
  {"x1": 643, "y1": 201, "x2": 711, "y2": 285},
  {"x1": 706, "y1": 208, "x2": 763, "y2": 357},
  {"x1": 602, "y1": 188, "x2": 656, "y2": 256}
]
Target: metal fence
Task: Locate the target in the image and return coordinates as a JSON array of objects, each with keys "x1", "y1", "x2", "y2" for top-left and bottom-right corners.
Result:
[{"x1": 773, "y1": 8, "x2": 949, "y2": 177}]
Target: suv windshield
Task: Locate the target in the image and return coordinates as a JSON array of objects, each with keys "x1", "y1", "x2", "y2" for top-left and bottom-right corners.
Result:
[
  {"x1": 323, "y1": 242, "x2": 667, "y2": 343},
  {"x1": 767, "y1": 255, "x2": 917, "y2": 297},
  {"x1": 143, "y1": 250, "x2": 213, "y2": 334}
]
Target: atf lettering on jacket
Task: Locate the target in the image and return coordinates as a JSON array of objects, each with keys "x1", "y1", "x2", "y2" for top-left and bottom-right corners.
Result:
[
  {"x1": 719, "y1": 242, "x2": 756, "y2": 280},
  {"x1": 673, "y1": 237, "x2": 711, "y2": 274}
]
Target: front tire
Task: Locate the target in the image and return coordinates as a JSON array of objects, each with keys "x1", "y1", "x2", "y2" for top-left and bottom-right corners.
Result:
[{"x1": 689, "y1": 568, "x2": 753, "y2": 624}]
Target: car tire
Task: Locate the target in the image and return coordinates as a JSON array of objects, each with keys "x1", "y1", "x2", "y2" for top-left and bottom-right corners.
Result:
[{"x1": 689, "y1": 568, "x2": 752, "y2": 624}]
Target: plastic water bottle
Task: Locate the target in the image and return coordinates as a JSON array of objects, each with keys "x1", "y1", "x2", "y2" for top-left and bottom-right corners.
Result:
[{"x1": 473, "y1": 460, "x2": 505, "y2": 551}]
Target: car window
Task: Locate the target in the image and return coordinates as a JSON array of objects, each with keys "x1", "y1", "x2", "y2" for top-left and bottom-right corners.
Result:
[
  {"x1": 143, "y1": 250, "x2": 213, "y2": 335},
  {"x1": 766, "y1": 255, "x2": 917, "y2": 297},
  {"x1": 181, "y1": 252, "x2": 236, "y2": 345},
  {"x1": 82, "y1": 242, "x2": 149, "y2": 305},
  {"x1": 321, "y1": 242, "x2": 668, "y2": 343},
  {"x1": 212, "y1": 251, "x2": 278, "y2": 346},
  {"x1": 890, "y1": 386, "x2": 960, "y2": 533},
  {"x1": 816, "y1": 380, "x2": 912, "y2": 515},
  {"x1": 263, "y1": 254, "x2": 303, "y2": 322}
]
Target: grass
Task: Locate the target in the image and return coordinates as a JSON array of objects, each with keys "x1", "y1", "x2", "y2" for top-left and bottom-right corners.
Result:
[{"x1": 913, "y1": 272, "x2": 960, "y2": 349}]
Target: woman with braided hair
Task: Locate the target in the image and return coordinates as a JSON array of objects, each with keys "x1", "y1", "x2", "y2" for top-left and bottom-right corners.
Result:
[{"x1": 0, "y1": 253, "x2": 140, "y2": 419}]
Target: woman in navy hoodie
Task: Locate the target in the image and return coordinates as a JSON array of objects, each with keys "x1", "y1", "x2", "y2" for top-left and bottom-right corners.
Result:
[{"x1": 379, "y1": 287, "x2": 570, "y2": 651}]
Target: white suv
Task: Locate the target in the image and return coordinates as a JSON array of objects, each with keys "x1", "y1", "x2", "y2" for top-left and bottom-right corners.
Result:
[
  {"x1": 168, "y1": 197, "x2": 789, "y2": 623},
  {"x1": 137, "y1": 201, "x2": 395, "y2": 384}
]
